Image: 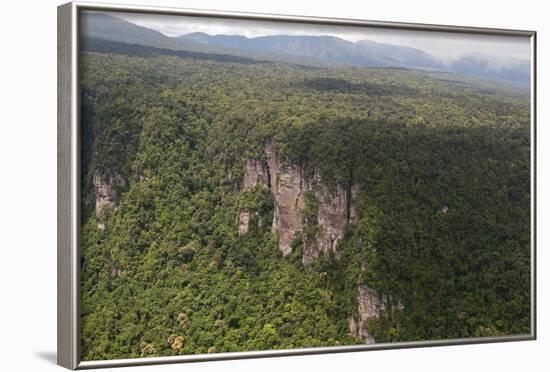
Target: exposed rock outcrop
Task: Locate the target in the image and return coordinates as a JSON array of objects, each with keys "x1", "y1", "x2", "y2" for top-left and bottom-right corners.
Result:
[
  {"x1": 92, "y1": 171, "x2": 124, "y2": 229},
  {"x1": 238, "y1": 159, "x2": 271, "y2": 235},
  {"x1": 238, "y1": 209, "x2": 262, "y2": 236},
  {"x1": 349, "y1": 285, "x2": 386, "y2": 344},
  {"x1": 302, "y1": 173, "x2": 358, "y2": 265},
  {"x1": 348, "y1": 315, "x2": 359, "y2": 338},
  {"x1": 243, "y1": 159, "x2": 270, "y2": 190},
  {"x1": 238, "y1": 145, "x2": 399, "y2": 342},
  {"x1": 239, "y1": 144, "x2": 358, "y2": 262},
  {"x1": 266, "y1": 144, "x2": 306, "y2": 256},
  {"x1": 238, "y1": 210, "x2": 252, "y2": 236},
  {"x1": 348, "y1": 285, "x2": 404, "y2": 344}
]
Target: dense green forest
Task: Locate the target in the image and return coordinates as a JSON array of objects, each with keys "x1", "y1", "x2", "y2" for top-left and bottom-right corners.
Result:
[{"x1": 80, "y1": 41, "x2": 531, "y2": 361}]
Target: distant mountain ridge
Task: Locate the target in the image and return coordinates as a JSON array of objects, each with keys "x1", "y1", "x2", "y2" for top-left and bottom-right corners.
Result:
[
  {"x1": 81, "y1": 12, "x2": 530, "y2": 84},
  {"x1": 81, "y1": 13, "x2": 227, "y2": 54},
  {"x1": 181, "y1": 32, "x2": 441, "y2": 70}
]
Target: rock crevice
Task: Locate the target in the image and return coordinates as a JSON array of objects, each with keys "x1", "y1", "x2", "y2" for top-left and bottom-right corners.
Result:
[
  {"x1": 266, "y1": 144, "x2": 307, "y2": 256},
  {"x1": 243, "y1": 159, "x2": 270, "y2": 190}
]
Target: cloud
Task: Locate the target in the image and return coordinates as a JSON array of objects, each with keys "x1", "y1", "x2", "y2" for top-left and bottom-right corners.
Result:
[{"x1": 103, "y1": 11, "x2": 532, "y2": 63}]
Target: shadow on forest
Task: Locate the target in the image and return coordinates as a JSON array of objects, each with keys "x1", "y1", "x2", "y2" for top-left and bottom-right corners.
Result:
[
  {"x1": 81, "y1": 37, "x2": 261, "y2": 65},
  {"x1": 294, "y1": 77, "x2": 419, "y2": 96}
]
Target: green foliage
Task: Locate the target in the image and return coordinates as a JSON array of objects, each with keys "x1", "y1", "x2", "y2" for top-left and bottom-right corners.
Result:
[
  {"x1": 80, "y1": 48, "x2": 530, "y2": 360},
  {"x1": 303, "y1": 191, "x2": 320, "y2": 241}
]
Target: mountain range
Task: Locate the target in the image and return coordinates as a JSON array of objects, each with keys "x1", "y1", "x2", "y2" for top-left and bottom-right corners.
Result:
[{"x1": 81, "y1": 13, "x2": 530, "y2": 84}]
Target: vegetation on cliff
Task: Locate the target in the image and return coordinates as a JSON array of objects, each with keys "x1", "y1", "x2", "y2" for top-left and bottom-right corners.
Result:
[{"x1": 80, "y1": 41, "x2": 531, "y2": 360}]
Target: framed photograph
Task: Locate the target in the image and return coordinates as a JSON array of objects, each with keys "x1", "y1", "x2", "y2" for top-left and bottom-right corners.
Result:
[{"x1": 57, "y1": 1, "x2": 536, "y2": 369}]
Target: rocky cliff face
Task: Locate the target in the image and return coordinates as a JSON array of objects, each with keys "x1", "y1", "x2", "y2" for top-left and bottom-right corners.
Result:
[
  {"x1": 238, "y1": 210, "x2": 252, "y2": 236},
  {"x1": 353, "y1": 285, "x2": 386, "y2": 344},
  {"x1": 302, "y1": 173, "x2": 358, "y2": 265},
  {"x1": 239, "y1": 144, "x2": 399, "y2": 345},
  {"x1": 238, "y1": 160, "x2": 271, "y2": 235},
  {"x1": 239, "y1": 144, "x2": 357, "y2": 262},
  {"x1": 243, "y1": 159, "x2": 270, "y2": 190},
  {"x1": 92, "y1": 171, "x2": 124, "y2": 229},
  {"x1": 348, "y1": 285, "x2": 404, "y2": 344},
  {"x1": 266, "y1": 144, "x2": 307, "y2": 256}
]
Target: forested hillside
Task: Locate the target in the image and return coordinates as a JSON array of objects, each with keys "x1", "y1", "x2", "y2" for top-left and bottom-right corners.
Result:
[
  {"x1": 80, "y1": 39, "x2": 531, "y2": 361},
  {"x1": 81, "y1": 13, "x2": 531, "y2": 85}
]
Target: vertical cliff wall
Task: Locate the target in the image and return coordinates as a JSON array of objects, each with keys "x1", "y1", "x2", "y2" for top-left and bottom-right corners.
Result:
[
  {"x1": 239, "y1": 144, "x2": 358, "y2": 262},
  {"x1": 238, "y1": 159, "x2": 271, "y2": 235},
  {"x1": 243, "y1": 159, "x2": 270, "y2": 190},
  {"x1": 302, "y1": 173, "x2": 358, "y2": 265},
  {"x1": 349, "y1": 285, "x2": 386, "y2": 344},
  {"x1": 239, "y1": 144, "x2": 398, "y2": 345},
  {"x1": 266, "y1": 144, "x2": 307, "y2": 256},
  {"x1": 92, "y1": 171, "x2": 124, "y2": 229},
  {"x1": 348, "y1": 285, "x2": 405, "y2": 344},
  {"x1": 238, "y1": 210, "x2": 252, "y2": 236}
]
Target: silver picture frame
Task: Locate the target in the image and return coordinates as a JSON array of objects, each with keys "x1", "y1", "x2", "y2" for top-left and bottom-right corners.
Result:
[{"x1": 58, "y1": 1, "x2": 537, "y2": 369}]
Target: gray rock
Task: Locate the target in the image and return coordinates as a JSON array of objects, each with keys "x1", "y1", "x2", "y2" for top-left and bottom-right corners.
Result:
[
  {"x1": 348, "y1": 285, "x2": 386, "y2": 344},
  {"x1": 239, "y1": 143, "x2": 358, "y2": 261},
  {"x1": 92, "y1": 171, "x2": 124, "y2": 228}
]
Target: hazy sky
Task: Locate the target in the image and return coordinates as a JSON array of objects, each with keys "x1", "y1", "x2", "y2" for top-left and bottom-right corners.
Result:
[{"x1": 108, "y1": 11, "x2": 531, "y2": 62}]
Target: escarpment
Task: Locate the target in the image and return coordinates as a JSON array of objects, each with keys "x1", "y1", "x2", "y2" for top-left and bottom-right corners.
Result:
[
  {"x1": 302, "y1": 173, "x2": 359, "y2": 265},
  {"x1": 238, "y1": 145, "x2": 399, "y2": 345},
  {"x1": 243, "y1": 159, "x2": 270, "y2": 190},
  {"x1": 238, "y1": 210, "x2": 252, "y2": 236},
  {"x1": 92, "y1": 171, "x2": 125, "y2": 229},
  {"x1": 266, "y1": 144, "x2": 307, "y2": 256},
  {"x1": 238, "y1": 160, "x2": 271, "y2": 235},
  {"x1": 348, "y1": 284, "x2": 405, "y2": 344},
  {"x1": 239, "y1": 144, "x2": 358, "y2": 263},
  {"x1": 349, "y1": 285, "x2": 386, "y2": 344}
]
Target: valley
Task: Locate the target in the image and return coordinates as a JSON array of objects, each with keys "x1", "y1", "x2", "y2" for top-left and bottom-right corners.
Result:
[{"x1": 79, "y1": 12, "x2": 531, "y2": 361}]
